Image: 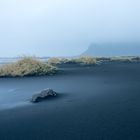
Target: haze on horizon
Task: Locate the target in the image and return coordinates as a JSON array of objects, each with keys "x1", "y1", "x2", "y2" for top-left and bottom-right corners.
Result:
[{"x1": 0, "y1": 0, "x2": 140, "y2": 57}]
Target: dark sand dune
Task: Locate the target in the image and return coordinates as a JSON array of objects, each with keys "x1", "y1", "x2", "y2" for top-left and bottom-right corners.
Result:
[{"x1": 0, "y1": 62, "x2": 140, "y2": 140}]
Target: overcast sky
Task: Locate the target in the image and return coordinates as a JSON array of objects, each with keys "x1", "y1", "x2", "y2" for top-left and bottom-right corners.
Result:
[{"x1": 0, "y1": 0, "x2": 140, "y2": 57}]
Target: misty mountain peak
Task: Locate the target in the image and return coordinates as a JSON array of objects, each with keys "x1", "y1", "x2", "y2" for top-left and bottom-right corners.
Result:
[{"x1": 82, "y1": 43, "x2": 140, "y2": 57}]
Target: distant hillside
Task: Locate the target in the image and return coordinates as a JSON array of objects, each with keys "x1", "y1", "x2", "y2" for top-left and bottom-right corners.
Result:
[{"x1": 82, "y1": 43, "x2": 140, "y2": 57}]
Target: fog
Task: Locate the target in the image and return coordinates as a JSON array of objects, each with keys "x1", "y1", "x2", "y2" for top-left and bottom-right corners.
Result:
[{"x1": 0, "y1": 0, "x2": 140, "y2": 57}]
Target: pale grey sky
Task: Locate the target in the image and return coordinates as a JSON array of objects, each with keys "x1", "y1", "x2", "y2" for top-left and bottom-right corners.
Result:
[{"x1": 0, "y1": 0, "x2": 140, "y2": 57}]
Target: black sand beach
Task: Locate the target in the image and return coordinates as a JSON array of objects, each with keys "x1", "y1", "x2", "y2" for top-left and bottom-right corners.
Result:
[{"x1": 0, "y1": 62, "x2": 140, "y2": 140}]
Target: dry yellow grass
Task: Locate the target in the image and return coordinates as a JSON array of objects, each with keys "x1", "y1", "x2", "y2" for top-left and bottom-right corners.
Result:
[
  {"x1": 71, "y1": 56, "x2": 97, "y2": 65},
  {"x1": 110, "y1": 57, "x2": 133, "y2": 62},
  {"x1": 47, "y1": 57, "x2": 71, "y2": 65},
  {"x1": 47, "y1": 58, "x2": 61, "y2": 65},
  {"x1": 0, "y1": 57, "x2": 57, "y2": 77}
]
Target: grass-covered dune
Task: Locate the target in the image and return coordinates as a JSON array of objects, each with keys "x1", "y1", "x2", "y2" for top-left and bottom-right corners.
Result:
[
  {"x1": 48, "y1": 56, "x2": 97, "y2": 65},
  {"x1": 110, "y1": 56, "x2": 134, "y2": 62},
  {"x1": 47, "y1": 57, "x2": 62, "y2": 65},
  {"x1": 47, "y1": 56, "x2": 140, "y2": 66},
  {"x1": 0, "y1": 57, "x2": 57, "y2": 77},
  {"x1": 47, "y1": 57, "x2": 71, "y2": 65},
  {"x1": 0, "y1": 56, "x2": 97, "y2": 77},
  {"x1": 70, "y1": 56, "x2": 97, "y2": 65},
  {"x1": 1, "y1": 55, "x2": 139, "y2": 78},
  {"x1": 47, "y1": 55, "x2": 140, "y2": 65},
  {"x1": 96, "y1": 56, "x2": 140, "y2": 63}
]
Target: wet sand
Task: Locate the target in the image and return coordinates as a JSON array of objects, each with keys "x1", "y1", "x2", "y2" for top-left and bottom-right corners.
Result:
[{"x1": 0, "y1": 62, "x2": 140, "y2": 140}]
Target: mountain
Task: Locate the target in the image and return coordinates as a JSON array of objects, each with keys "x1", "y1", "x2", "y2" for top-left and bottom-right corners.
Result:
[{"x1": 82, "y1": 43, "x2": 140, "y2": 57}]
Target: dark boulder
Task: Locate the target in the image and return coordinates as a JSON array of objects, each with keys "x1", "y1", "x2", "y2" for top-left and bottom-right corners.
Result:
[{"x1": 31, "y1": 89, "x2": 57, "y2": 103}]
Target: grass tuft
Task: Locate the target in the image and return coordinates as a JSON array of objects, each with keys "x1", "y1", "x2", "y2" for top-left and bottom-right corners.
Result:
[
  {"x1": 0, "y1": 57, "x2": 57, "y2": 77},
  {"x1": 110, "y1": 57, "x2": 133, "y2": 62},
  {"x1": 47, "y1": 57, "x2": 70, "y2": 65},
  {"x1": 71, "y1": 56, "x2": 97, "y2": 65},
  {"x1": 47, "y1": 58, "x2": 61, "y2": 65}
]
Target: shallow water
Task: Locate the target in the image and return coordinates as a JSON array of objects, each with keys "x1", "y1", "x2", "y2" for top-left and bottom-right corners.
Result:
[{"x1": 0, "y1": 58, "x2": 18, "y2": 64}]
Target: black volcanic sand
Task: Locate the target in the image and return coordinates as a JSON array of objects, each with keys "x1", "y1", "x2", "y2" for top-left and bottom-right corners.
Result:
[{"x1": 0, "y1": 62, "x2": 140, "y2": 140}]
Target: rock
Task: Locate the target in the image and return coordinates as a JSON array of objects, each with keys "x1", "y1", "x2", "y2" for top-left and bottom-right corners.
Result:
[{"x1": 31, "y1": 89, "x2": 57, "y2": 103}]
